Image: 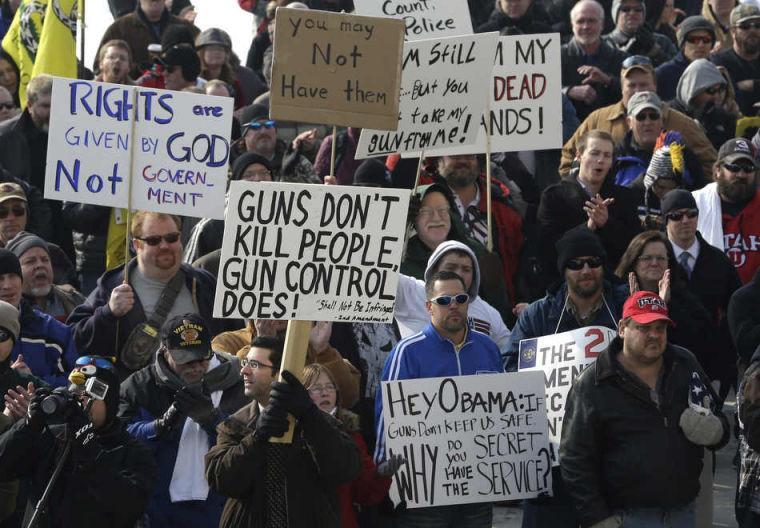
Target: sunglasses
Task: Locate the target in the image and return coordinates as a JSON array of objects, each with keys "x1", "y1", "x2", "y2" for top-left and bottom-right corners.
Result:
[
  {"x1": 135, "y1": 232, "x2": 181, "y2": 246},
  {"x1": 0, "y1": 103, "x2": 13, "y2": 110},
  {"x1": 240, "y1": 358, "x2": 276, "y2": 370},
  {"x1": 0, "y1": 327, "x2": 12, "y2": 343},
  {"x1": 620, "y1": 5, "x2": 645, "y2": 12},
  {"x1": 723, "y1": 162, "x2": 756, "y2": 174},
  {"x1": 686, "y1": 35, "x2": 713, "y2": 45},
  {"x1": 430, "y1": 293, "x2": 470, "y2": 306},
  {"x1": 622, "y1": 55, "x2": 652, "y2": 69},
  {"x1": 665, "y1": 209, "x2": 698, "y2": 221},
  {"x1": 76, "y1": 355, "x2": 117, "y2": 371},
  {"x1": 566, "y1": 256, "x2": 604, "y2": 270},
  {"x1": 635, "y1": 111, "x2": 660, "y2": 121},
  {"x1": 0, "y1": 205, "x2": 26, "y2": 219},
  {"x1": 737, "y1": 21, "x2": 760, "y2": 30},
  {"x1": 703, "y1": 85, "x2": 726, "y2": 95},
  {"x1": 248, "y1": 120, "x2": 276, "y2": 131}
]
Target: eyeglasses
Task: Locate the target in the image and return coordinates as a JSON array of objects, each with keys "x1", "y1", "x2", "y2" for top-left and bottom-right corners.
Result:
[
  {"x1": 0, "y1": 328, "x2": 12, "y2": 343},
  {"x1": 0, "y1": 205, "x2": 26, "y2": 219},
  {"x1": 240, "y1": 358, "x2": 276, "y2": 370},
  {"x1": 135, "y1": 232, "x2": 181, "y2": 246},
  {"x1": 665, "y1": 209, "x2": 698, "y2": 221},
  {"x1": 703, "y1": 85, "x2": 726, "y2": 95},
  {"x1": 76, "y1": 355, "x2": 117, "y2": 371},
  {"x1": 622, "y1": 55, "x2": 652, "y2": 69},
  {"x1": 430, "y1": 293, "x2": 470, "y2": 306},
  {"x1": 307, "y1": 383, "x2": 336, "y2": 395},
  {"x1": 418, "y1": 206, "x2": 450, "y2": 218},
  {"x1": 0, "y1": 103, "x2": 14, "y2": 110},
  {"x1": 737, "y1": 21, "x2": 760, "y2": 30},
  {"x1": 685, "y1": 35, "x2": 714, "y2": 45},
  {"x1": 723, "y1": 162, "x2": 756, "y2": 174},
  {"x1": 619, "y1": 5, "x2": 645, "y2": 12},
  {"x1": 247, "y1": 120, "x2": 276, "y2": 131},
  {"x1": 566, "y1": 256, "x2": 604, "y2": 270},
  {"x1": 637, "y1": 255, "x2": 668, "y2": 263},
  {"x1": 635, "y1": 111, "x2": 660, "y2": 121}
]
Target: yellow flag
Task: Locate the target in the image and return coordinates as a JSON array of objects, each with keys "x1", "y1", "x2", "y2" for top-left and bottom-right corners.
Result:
[
  {"x1": 1, "y1": 0, "x2": 77, "y2": 108},
  {"x1": 106, "y1": 208, "x2": 128, "y2": 271}
]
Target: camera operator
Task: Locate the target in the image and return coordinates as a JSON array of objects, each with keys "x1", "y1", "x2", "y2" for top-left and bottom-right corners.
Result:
[
  {"x1": 118, "y1": 312, "x2": 247, "y2": 528},
  {"x1": 0, "y1": 355, "x2": 156, "y2": 528}
]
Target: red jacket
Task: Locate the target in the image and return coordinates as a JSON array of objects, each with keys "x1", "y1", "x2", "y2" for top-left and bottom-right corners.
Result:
[
  {"x1": 722, "y1": 190, "x2": 760, "y2": 284},
  {"x1": 336, "y1": 412, "x2": 391, "y2": 528}
]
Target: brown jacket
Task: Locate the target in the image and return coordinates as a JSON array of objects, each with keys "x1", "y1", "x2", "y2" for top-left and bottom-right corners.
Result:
[
  {"x1": 205, "y1": 400, "x2": 361, "y2": 528},
  {"x1": 560, "y1": 101, "x2": 717, "y2": 179},
  {"x1": 212, "y1": 323, "x2": 362, "y2": 409}
]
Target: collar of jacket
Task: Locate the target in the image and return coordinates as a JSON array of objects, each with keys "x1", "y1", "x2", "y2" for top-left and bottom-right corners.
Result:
[
  {"x1": 568, "y1": 38, "x2": 613, "y2": 60},
  {"x1": 135, "y1": 6, "x2": 170, "y2": 29},
  {"x1": 595, "y1": 335, "x2": 676, "y2": 383},
  {"x1": 423, "y1": 321, "x2": 473, "y2": 349}
]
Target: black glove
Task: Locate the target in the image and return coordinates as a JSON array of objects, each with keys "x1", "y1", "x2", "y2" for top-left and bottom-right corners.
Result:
[
  {"x1": 174, "y1": 387, "x2": 221, "y2": 429},
  {"x1": 154, "y1": 403, "x2": 182, "y2": 437},
  {"x1": 269, "y1": 370, "x2": 317, "y2": 420},
  {"x1": 253, "y1": 405, "x2": 289, "y2": 442},
  {"x1": 26, "y1": 388, "x2": 51, "y2": 433}
]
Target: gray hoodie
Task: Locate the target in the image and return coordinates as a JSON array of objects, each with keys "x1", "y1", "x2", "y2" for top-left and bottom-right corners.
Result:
[
  {"x1": 676, "y1": 58, "x2": 726, "y2": 109},
  {"x1": 423, "y1": 240, "x2": 480, "y2": 299}
]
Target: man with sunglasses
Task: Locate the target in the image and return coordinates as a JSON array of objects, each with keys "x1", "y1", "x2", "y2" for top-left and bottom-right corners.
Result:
[
  {"x1": 508, "y1": 227, "x2": 628, "y2": 528},
  {"x1": 0, "y1": 354, "x2": 157, "y2": 527},
  {"x1": 374, "y1": 270, "x2": 502, "y2": 527},
  {"x1": 693, "y1": 137, "x2": 760, "y2": 284},
  {"x1": 231, "y1": 103, "x2": 320, "y2": 184},
  {"x1": 661, "y1": 189, "x2": 741, "y2": 396},
  {"x1": 119, "y1": 313, "x2": 247, "y2": 527},
  {"x1": 711, "y1": 4, "x2": 760, "y2": 117},
  {"x1": 159, "y1": 43, "x2": 202, "y2": 92},
  {"x1": 656, "y1": 16, "x2": 717, "y2": 101},
  {"x1": 68, "y1": 211, "x2": 231, "y2": 379},
  {"x1": 560, "y1": 56, "x2": 718, "y2": 180},
  {"x1": 604, "y1": 0, "x2": 677, "y2": 66}
]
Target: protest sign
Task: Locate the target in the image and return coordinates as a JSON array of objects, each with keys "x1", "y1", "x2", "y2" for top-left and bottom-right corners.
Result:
[
  {"x1": 269, "y1": 8, "x2": 404, "y2": 130},
  {"x1": 354, "y1": 33, "x2": 498, "y2": 159},
  {"x1": 415, "y1": 34, "x2": 562, "y2": 157},
  {"x1": 45, "y1": 77, "x2": 233, "y2": 219},
  {"x1": 518, "y1": 326, "x2": 616, "y2": 464},
  {"x1": 381, "y1": 372, "x2": 552, "y2": 507},
  {"x1": 213, "y1": 181, "x2": 410, "y2": 322},
  {"x1": 353, "y1": 0, "x2": 472, "y2": 40}
]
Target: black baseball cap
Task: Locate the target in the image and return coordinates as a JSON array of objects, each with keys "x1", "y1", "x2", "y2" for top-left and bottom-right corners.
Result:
[{"x1": 161, "y1": 313, "x2": 213, "y2": 365}]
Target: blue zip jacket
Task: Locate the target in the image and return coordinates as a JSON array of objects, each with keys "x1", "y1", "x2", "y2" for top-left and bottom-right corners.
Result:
[
  {"x1": 373, "y1": 323, "x2": 503, "y2": 463},
  {"x1": 10, "y1": 300, "x2": 79, "y2": 387}
]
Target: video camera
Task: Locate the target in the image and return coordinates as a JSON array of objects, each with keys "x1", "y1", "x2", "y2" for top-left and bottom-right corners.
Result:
[{"x1": 41, "y1": 377, "x2": 110, "y2": 419}]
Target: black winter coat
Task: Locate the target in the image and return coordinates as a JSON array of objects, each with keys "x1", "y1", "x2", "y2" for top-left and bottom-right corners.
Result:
[
  {"x1": 728, "y1": 269, "x2": 760, "y2": 364},
  {"x1": 560, "y1": 339, "x2": 728, "y2": 527},
  {"x1": 476, "y1": 1, "x2": 553, "y2": 34}
]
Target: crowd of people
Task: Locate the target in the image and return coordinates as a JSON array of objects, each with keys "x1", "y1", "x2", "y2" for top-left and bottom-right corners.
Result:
[{"x1": 0, "y1": 0, "x2": 757, "y2": 526}]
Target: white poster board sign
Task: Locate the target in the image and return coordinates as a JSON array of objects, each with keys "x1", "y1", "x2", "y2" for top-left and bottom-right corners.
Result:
[
  {"x1": 381, "y1": 372, "x2": 552, "y2": 507},
  {"x1": 214, "y1": 181, "x2": 410, "y2": 322},
  {"x1": 418, "y1": 34, "x2": 562, "y2": 156},
  {"x1": 518, "y1": 326, "x2": 616, "y2": 464},
  {"x1": 45, "y1": 77, "x2": 232, "y2": 219},
  {"x1": 355, "y1": 33, "x2": 498, "y2": 159},
  {"x1": 353, "y1": 0, "x2": 473, "y2": 40}
]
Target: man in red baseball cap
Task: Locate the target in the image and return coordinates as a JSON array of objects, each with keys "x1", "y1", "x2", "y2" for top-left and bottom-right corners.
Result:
[{"x1": 559, "y1": 291, "x2": 728, "y2": 528}]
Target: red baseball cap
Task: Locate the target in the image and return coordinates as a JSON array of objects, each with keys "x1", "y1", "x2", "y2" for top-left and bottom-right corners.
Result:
[{"x1": 622, "y1": 291, "x2": 674, "y2": 325}]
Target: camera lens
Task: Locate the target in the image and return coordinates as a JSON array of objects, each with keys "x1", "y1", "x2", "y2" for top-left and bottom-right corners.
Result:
[{"x1": 41, "y1": 392, "x2": 69, "y2": 415}]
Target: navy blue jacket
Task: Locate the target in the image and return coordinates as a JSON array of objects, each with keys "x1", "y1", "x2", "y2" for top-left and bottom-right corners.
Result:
[{"x1": 656, "y1": 52, "x2": 690, "y2": 102}]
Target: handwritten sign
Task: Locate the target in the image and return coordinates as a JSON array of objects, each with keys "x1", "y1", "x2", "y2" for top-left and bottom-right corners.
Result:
[
  {"x1": 45, "y1": 77, "x2": 232, "y2": 219},
  {"x1": 213, "y1": 181, "x2": 410, "y2": 322},
  {"x1": 381, "y1": 372, "x2": 552, "y2": 507},
  {"x1": 418, "y1": 34, "x2": 562, "y2": 157},
  {"x1": 518, "y1": 326, "x2": 616, "y2": 464},
  {"x1": 355, "y1": 33, "x2": 498, "y2": 159},
  {"x1": 353, "y1": 0, "x2": 472, "y2": 40},
  {"x1": 269, "y1": 8, "x2": 404, "y2": 130}
]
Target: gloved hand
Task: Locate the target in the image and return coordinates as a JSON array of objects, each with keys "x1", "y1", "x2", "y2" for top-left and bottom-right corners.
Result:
[
  {"x1": 174, "y1": 387, "x2": 221, "y2": 429},
  {"x1": 253, "y1": 405, "x2": 289, "y2": 442},
  {"x1": 25, "y1": 387, "x2": 51, "y2": 433},
  {"x1": 590, "y1": 515, "x2": 622, "y2": 528},
  {"x1": 269, "y1": 370, "x2": 316, "y2": 419},
  {"x1": 679, "y1": 407, "x2": 724, "y2": 446},
  {"x1": 154, "y1": 403, "x2": 182, "y2": 437},
  {"x1": 377, "y1": 453, "x2": 405, "y2": 477}
]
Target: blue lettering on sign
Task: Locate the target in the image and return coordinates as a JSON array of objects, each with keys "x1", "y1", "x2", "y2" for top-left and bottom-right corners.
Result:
[
  {"x1": 142, "y1": 166, "x2": 211, "y2": 187},
  {"x1": 67, "y1": 81, "x2": 175, "y2": 124},
  {"x1": 166, "y1": 133, "x2": 229, "y2": 168},
  {"x1": 192, "y1": 105, "x2": 223, "y2": 117},
  {"x1": 137, "y1": 90, "x2": 174, "y2": 124},
  {"x1": 55, "y1": 159, "x2": 123, "y2": 195},
  {"x1": 64, "y1": 127, "x2": 130, "y2": 150}
]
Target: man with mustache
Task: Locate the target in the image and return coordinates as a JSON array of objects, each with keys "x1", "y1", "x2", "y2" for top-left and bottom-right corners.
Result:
[
  {"x1": 68, "y1": 211, "x2": 229, "y2": 379},
  {"x1": 693, "y1": 137, "x2": 760, "y2": 283}
]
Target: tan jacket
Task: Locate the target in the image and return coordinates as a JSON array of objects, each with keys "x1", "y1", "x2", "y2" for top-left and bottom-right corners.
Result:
[
  {"x1": 560, "y1": 101, "x2": 718, "y2": 179},
  {"x1": 702, "y1": 2, "x2": 733, "y2": 53},
  {"x1": 212, "y1": 323, "x2": 362, "y2": 409}
]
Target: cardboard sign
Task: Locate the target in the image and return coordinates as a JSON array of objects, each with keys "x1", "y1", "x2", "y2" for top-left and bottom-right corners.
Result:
[
  {"x1": 417, "y1": 34, "x2": 563, "y2": 156},
  {"x1": 381, "y1": 372, "x2": 552, "y2": 507},
  {"x1": 213, "y1": 181, "x2": 410, "y2": 322},
  {"x1": 45, "y1": 77, "x2": 233, "y2": 219},
  {"x1": 269, "y1": 8, "x2": 404, "y2": 130},
  {"x1": 353, "y1": 0, "x2": 473, "y2": 40},
  {"x1": 355, "y1": 33, "x2": 498, "y2": 159},
  {"x1": 518, "y1": 326, "x2": 616, "y2": 464}
]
